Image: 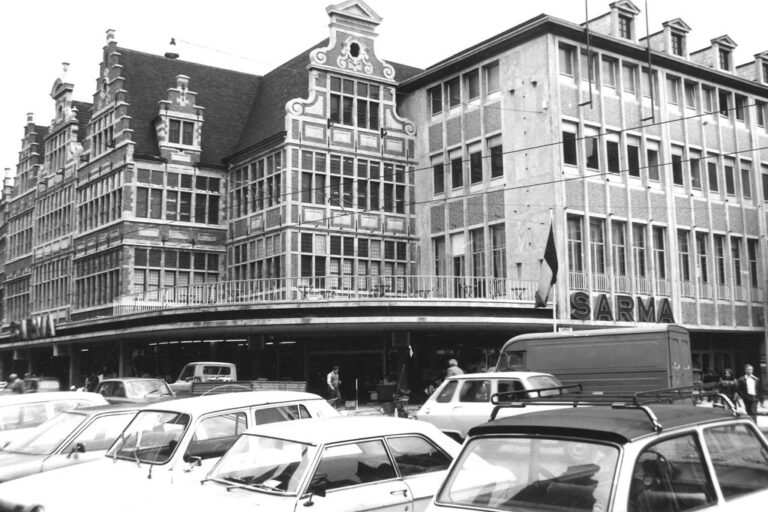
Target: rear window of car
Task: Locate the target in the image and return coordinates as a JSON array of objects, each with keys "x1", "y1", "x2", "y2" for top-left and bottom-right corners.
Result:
[
  {"x1": 255, "y1": 404, "x2": 310, "y2": 425},
  {"x1": 436, "y1": 380, "x2": 458, "y2": 403},
  {"x1": 703, "y1": 423, "x2": 768, "y2": 499}
]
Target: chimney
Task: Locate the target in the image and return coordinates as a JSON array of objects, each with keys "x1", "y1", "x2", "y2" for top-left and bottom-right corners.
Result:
[{"x1": 165, "y1": 38, "x2": 180, "y2": 59}]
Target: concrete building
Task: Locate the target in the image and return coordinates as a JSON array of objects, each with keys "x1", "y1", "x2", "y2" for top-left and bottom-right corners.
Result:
[{"x1": 0, "y1": 0, "x2": 766, "y2": 397}]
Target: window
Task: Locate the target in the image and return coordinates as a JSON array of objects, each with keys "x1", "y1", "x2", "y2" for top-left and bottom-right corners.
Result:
[
  {"x1": 748, "y1": 239, "x2": 759, "y2": 288},
  {"x1": 330, "y1": 77, "x2": 379, "y2": 130},
  {"x1": 714, "y1": 235, "x2": 726, "y2": 285},
  {"x1": 647, "y1": 147, "x2": 660, "y2": 181},
  {"x1": 724, "y1": 161, "x2": 735, "y2": 195},
  {"x1": 355, "y1": 82, "x2": 380, "y2": 130},
  {"x1": 684, "y1": 82, "x2": 697, "y2": 110},
  {"x1": 671, "y1": 33, "x2": 685, "y2": 56},
  {"x1": 704, "y1": 424, "x2": 768, "y2": 499},
  {"x1": 602, "y1": 57, "x2": 617, "y2": 89},
  {"x1": 764, "y1": 62, "x2": 768, "y2": 83},
  {"x1": 735, "y1": 95, "x2": 747, "y2": 122},
  {"x1": 585, "y1": 132, "x2": 600, "y2": 170},
  {"x1": 459, "y1": 380, "x2": 491, "y2": 402},
  {"x1": 446, "y1": 77, "x2": 461, "y2": 109},
  {"x1": 469, "y1": 147, "x2": 482, "y2": 184},
  {"x1": 619, "y1": 15, "x2": 632, "y2": 39},
  {"x1": 387, "y1": 436, "x2": 452, "y2": 477},
  {"x1": 489, "y1": 137, "x2": 503, "y2": 179},
  {"x1": 696, "y1": 232, "x2": 709, "y2": 283},
  {"x1": 757, "y1": 101, "x2": 766, "y2": 127},
  {"x1": 567, "y1": 215, "x2": 584, "y2": 272},
  {"x1": 731, "y1": 236, "x2": 743, "y2": 286},
  {"x1": 741, "y1": 161, "x2": 752, "y2": 199},
  {"x1": 432, "y1": 160, "x2": 445, "y2": 195},
  {"x1": 187, "y1": 412, "x2": 246, "y2": 460},
  {"x1": 435, "y1": 380, "x2": 456, "y2": 403},
  {"x1": 612, "y1": 220, "x2": 627, "y2": 275},
  {"x1": 628, "y1": 434, "x2": 716, "y2": 512},
  {"x1": 329, "y1": 77, "x2": 354, "y2": 125},
  {"x1": 606, "y1": 139, "x2": 620, "y2": 174},
  {"x1": 763, "y1": 165, "x2": 768, "y2": 202},
  {"x1": 450, "y1": 153, "x2": 463, "y2": 189},
  {"x1": 484, "y1": 61, "x2": 500, "y2": 94},
  {"x1": 633, "y1": 224, "x2": 647, "y2": 277},
  {"x1": 562, "y1": 130, "x2": 577, "y2": 166},
  {"x1": 169, "y1": 119, "x2": 194, "y2": 145},
  {"x1": 678, "y1": 230, "x2": 691, "y2": 281},
  {"x1": 589, "y1": 218, "x2": 606, "y2": 274},
  {"x1": 580, "y1": 50, "x2": 597, "y2": 83},
  {"x1": 718, "y1": 90, "x2": 730, "y2": 117},
  {"x1": 671, "y1": 152, "x2": 684, "y2": 186},
  {"x1": 641, "y1": 68, "x2": 658, "y2": 101},
  {"x1": 690, "y1": 154, "x2": 702, "y2": 190},
  {"x1": 622, "y1": 63, "x2": 637, "y2": 94},
  {"x1": 627, "y1": 139, "x2": 640, "y2": 177},
  {"x1": 429, "y1": 85, "x2": 443, "y2": 116},
  {"x1": 559, "y1": 44, "x2": 575, "y2": 76},
  {"x1": 490, "y1": 224, "x2": 506, "y2": 280},
  {"x1": 719, "y1": 48, "x2": 731, "y2": 70},
  {"x1": 702, "y1": 86, "x2": 716, "y2": 113},
  {"x1": 464, "y1": 69, "x2": 480, "y2": 101},
  {"x1": 311, "y1": 439, "x2": 395, "y2": 490},
  {"x1": 653, "y1": 226, "x2": 667, "y2": 279},
  {"x1": 254, "y1": 404, "x2": 309, "y2": 424},
  {"x1": 666, "y1": 76, "x2": 680, "y2": 105},
  {"x1": 707, "y1": 157, "x2": 719, "y2": 193}
]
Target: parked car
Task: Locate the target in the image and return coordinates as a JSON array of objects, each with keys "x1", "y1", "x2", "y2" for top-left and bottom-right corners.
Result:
[
  {"x1": 20, "y1": 377, "x2": 61, "y2": 393},
  {"x1": 0, "y1": 402, "x2": 142, "y2": 482},
  {"x1": 427, "y1": 395, "x2": 768, "y2": 511},
  {"x1": 414, "y1": 371, "x2": 565, "y2": 441},
  {"x1": 169, "y1": 361, "x2": 237, "y2": 396},
  {"x1": 94, "y1": 377, "x2": 175, "y2": 403},
  {"x1": 191, "y1": 416, "x2": 462, "y2": 512},
  {"x1": 0, "y1": 392, "x2": 108, "y2": 447},
  {"x1": 0, "y1": 391, "x2": 339, "y2": 511}
]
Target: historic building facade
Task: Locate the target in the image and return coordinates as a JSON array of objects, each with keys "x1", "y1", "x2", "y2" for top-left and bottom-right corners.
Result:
[{"x1": 0, "y1": 0, "x2": 766, "y2": 395}]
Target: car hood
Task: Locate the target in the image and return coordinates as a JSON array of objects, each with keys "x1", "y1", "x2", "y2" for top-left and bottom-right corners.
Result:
[
  {"x1": 0, "y1": 458, "x2": 293, "y2": 512},
  {"x1": 0, "y1": 452, "x2": 44, "y2": 482}
]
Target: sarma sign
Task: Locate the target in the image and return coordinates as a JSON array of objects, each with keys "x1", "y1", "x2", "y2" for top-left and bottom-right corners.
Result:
[{"x1": 570, "y1": 292, "x2": 675, "y2": 323}]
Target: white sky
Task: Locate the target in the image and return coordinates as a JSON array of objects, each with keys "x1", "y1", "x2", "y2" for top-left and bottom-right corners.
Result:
[{"x1": 1, "y1": 0, "x2": 767, "y2": 175}]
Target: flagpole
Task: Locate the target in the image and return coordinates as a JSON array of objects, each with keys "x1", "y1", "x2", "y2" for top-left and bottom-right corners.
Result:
[{"x1": 550, "y1": 208, "x2": 556, "y2": 333}]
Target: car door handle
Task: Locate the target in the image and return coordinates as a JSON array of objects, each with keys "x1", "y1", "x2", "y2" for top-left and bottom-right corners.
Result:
[{"x1": 390, "y1": 489, "x2": 408, "y2": 496}]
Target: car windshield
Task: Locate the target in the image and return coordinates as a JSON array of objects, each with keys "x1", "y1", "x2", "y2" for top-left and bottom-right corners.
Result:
[
  {"x1": 126, "y1": 380, "x2": 173, "y2": 399},
  {"x1": 209, "y1": 434, "x2": 317, "y2": 494},
  {"x1": 2, "y1": 411, "x2": 86, "y2": 455},
  {"x1": 437, "y1": 436, "x2": 619, "y2": 512},
  {"x1": 106, "y1": 410, "x2": 189, "y2": 464}
]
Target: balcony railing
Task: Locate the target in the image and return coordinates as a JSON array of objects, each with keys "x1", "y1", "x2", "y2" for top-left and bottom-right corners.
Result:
[
  {"x1": 634, "y1": 277, "x2": 652, "y2": 295},
  {"x1": 680, "y1": 281, "x2": 695, "y2": 298},
  {"x1": 699, "y1": 282, "x2": 713, "y2": 300},
  {"x1": 717, "y1": 284, "x2": 731, "y2": 300},
  {"x1": 114, "y1": 275, "x2": 541, "y2": 315}
]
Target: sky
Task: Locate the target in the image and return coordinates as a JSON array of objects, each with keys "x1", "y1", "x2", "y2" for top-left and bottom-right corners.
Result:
[{"x1": 1, "y1": 0, "x2": 767, "y2": 175}]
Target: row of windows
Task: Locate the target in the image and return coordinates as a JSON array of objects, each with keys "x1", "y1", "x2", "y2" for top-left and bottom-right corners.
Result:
[
  {"x1": 132, "y1": 249, "x2": 220, "y2": 296},
  {"x1": 561, "y1": 123, "x2": 768, "y2": 203},
  {"x1": 432, "y1": 225, "x2": 506, "y2": 278},
  {"x1": 90, "y1": 111, "x2": 114, "y2": 157},
  {"x1": 34, "y1": 257, "x2": 71, "y2": 283},
  {"x1": 75, "y1": 270, "x2": 120, "y2": 309},
  {"x1": 678, "y1": 230, "x2": 760, "y2": 289},
  {"x1": 36, "y1": 192, "x2": 74, "y2": 243},
  {"x1": 432, "y1": 136, "x2": 503, "y2": 194},
  {"x1": 329, "y1": 76, "x2": 380, "y2": 130},
  {"x1": 168, "y1": 119, "x2": 195, "y2": 146},
  {"x1": 45, "y1": 129, "x2": 68, "y2": 173},
  {"x1": 78, "y1": 171, "x2": 124, "y2": 232},
  {"x1": 229, "y1": 151, "x2": 283, "y2": 218},
  {"x1": 73, "y1": 248, "x2": 122, "y2": 278},
  {"x1": 137, "y1": 169, "x2": 219, "y2": 192},
  {"x1": 33, "y1": 276, "x2": 69, "y2": 312},
  {"x1": 135, "y1": 170, "x2": 220, "y2": 224},
  {"x1": 428, "y1": 61, "x2": 500, "y2": 116}
]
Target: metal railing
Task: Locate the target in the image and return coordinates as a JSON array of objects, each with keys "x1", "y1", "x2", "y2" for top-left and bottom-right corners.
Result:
[{"x1": 115, "y1": 275, "x2": 540, "y2": 315}]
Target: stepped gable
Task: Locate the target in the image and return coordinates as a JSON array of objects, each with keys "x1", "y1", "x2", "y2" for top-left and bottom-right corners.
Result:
[
  {"x1": 72, "y1": 100, "x2": 92, "y2": 143},
  {"x1": 117, "y1": 48, "x2": 261, "y2": 165}
]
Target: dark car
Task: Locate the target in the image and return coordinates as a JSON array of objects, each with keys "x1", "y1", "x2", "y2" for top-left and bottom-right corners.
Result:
[
  {"x1": 0, "y1": 402, "x2": 141, "y2": 483},
  {"x1": 94, "y1": 378, "x2": 175, "y2": 404},
  {"x1": 428, "y1": 387, "x2": 768, "y2": 512}
]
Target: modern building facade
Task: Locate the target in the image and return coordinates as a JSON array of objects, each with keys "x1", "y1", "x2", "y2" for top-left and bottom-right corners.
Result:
[{"x1": 0, "y1": 0, "x2": 766, "y2": 397}]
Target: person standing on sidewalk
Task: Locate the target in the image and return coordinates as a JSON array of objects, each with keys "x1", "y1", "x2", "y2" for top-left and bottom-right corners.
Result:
[
  {"x1": 446, "y1": 359, "x2": 464, "y2": 377},
  {"x1": 737, "y1": 364, "x2": 763, "y2": 421},
  {"x1": 326, "y1": 365, "x2": 342, "y2": 409}
]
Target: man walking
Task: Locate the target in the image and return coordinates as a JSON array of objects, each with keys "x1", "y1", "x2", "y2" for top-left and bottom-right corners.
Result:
[
  {"x1": 737, "y1": 364, "x2": 763, "y2": 421},
  {"x1": 326, "y1": 365, "x2": 342, "y2": 409}
]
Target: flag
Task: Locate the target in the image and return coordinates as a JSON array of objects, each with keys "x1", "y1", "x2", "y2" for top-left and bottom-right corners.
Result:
[{"x1": 534, "y1": 224, "x2": 559, "y2": 308}]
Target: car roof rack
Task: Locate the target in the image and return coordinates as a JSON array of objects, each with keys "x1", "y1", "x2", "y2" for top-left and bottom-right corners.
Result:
[{"x1": 489, "y1": 383, "x2": 739, "y2": 433}]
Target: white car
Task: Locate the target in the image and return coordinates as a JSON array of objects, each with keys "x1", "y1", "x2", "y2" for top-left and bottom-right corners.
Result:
[
  {"x1": 193, "y1": 416, "x2": 461, "y2": 512},
  {"x1": 0, "y1": 391, "x2": 108, "y2": 447},
  {"x1": 0, "y1": 391, "x2": 338, "y2": 511},
  {"x1": 414, "y1": 371, "x2": 565, "y2": 441}
]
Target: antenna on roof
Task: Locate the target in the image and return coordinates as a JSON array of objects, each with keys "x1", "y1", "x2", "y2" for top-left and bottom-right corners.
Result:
[
  {"x1": 165, "y1": 38, "x2": 180, "y2": 59},
  {"x1": 578, "y1": 0, "x2": 594, "y2": 108}
]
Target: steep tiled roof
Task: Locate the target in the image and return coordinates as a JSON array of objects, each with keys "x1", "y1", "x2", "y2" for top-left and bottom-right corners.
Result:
[
  {"x1": 72, "y1": 101, "x2": 92, "y2": 143},
  {"x1": 117, "y1": 48, "x2": 262, "y2": 166},
  {"x1": 233, "y1": 39, "x2": 423, "y2": 157}
]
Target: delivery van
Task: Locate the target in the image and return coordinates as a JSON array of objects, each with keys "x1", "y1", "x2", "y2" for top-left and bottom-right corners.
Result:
[{"x1": 495, "y1": 325, "x2": 693, "y2": 393}]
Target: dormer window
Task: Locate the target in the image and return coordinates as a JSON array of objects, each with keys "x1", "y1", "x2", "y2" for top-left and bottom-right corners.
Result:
[
  {"x1": 671, "y1": 33, "x2": 685, "y2": 56},
  {"x1": 763, "y1": 61, "x2": 768, "y2": 83},
  {"x1": 169, "y1": 119, "x2": 194, "y2": 145},
  {"x1": 719, "y1": 48, "x2": 731, "y2": 71},
  {"x1": 619, "y1": 15, "x2": 632, "y2": 39}
]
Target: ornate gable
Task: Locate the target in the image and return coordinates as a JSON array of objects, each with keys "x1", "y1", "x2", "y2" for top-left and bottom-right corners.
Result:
[
  {"x1": 610, "y1": 0, "x2": 640, "y2": 16},
  {"x1": 711, "y1": 35, "x2": 737, "y2": 49},
  {"x1": 663, "y1": 18, "x2": 692, "y2": 34}
]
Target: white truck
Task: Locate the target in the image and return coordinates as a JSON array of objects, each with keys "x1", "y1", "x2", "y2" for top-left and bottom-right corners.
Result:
[{"x1": 168, "y1": 362, "x2": 237, "y2": 396}]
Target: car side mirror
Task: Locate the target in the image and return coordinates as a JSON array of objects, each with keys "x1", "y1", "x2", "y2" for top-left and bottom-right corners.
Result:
[
  {"x1": 67, "y1": 442, "x2": 86, "y2": 459},
  {"x1": 303, "y1": 485, "x2": 326, "y2": 507},
  {"x1": 184, "y1": 454, "x2": 202, "y2": 470}
]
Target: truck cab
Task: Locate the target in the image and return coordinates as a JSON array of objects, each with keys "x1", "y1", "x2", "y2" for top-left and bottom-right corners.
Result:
[{"x1": 169, "y1": 362, "x2": 237, "y2": 396}]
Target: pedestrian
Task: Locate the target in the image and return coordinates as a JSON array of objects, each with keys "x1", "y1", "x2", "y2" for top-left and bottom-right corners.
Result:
[
  {"x1": 718, "y1": 368, "x2": 738, "y2": 406},
  {"x1": 446, "y1": 358, "x2": 464, "y2": 377},
  {"x1": 326, "y1": 365, "x2": 342, "y2": 409},
  {"x1": 736, "y1": 364, "x2": 764, "y2": 421},
  {"x1": 9, "y1": 373, "x2": 24, "y2": 394}
]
